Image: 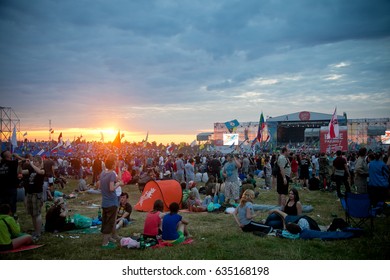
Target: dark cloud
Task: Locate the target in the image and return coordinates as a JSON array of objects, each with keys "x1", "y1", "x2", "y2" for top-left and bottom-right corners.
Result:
[{"x1": 0, "y1": 0, "x2": 389, "y2": 135}]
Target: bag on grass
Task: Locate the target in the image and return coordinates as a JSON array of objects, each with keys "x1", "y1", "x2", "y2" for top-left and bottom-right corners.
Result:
[{"x1": 73, "y1": 213, "x2": 92, "y2": 229}]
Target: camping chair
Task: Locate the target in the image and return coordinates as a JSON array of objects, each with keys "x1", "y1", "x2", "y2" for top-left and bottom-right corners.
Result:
[{"x1": 340, "y1": 192, "x2": 378, "y2": 231}]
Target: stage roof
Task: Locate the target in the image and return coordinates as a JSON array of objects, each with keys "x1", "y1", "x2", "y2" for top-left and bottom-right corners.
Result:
[{"x1": 267, "y1": 111, "x2": 343, "y2": 122}]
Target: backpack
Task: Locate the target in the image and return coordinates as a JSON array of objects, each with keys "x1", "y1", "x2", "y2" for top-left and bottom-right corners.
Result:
[{"x1": 272, "y1": 163, "x2": 280, "y2": 176}]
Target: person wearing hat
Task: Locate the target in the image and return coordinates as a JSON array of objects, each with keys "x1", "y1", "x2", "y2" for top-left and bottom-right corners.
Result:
[
  {"x1": 45, "y1": 197, "x2": 75, "y2": 233},
  {"x1": 222, "y1": 153, "x2": 241, "y2": 205}
]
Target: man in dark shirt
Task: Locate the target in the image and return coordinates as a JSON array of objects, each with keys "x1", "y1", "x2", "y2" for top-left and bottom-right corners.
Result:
[
  {"x1": 208, "y1": 154, "x2": 222, "y2": 181},
  {"x1": 0, "y1": 150, "x2": 22, "y2": 215},
  {"x1": 332, "y1": 150, "x2": 351, "y2": 198}
]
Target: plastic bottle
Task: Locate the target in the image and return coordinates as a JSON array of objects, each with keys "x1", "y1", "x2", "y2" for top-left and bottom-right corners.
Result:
[{"x1": 139, "y1": 234, "x2": 145, "y2": 249}]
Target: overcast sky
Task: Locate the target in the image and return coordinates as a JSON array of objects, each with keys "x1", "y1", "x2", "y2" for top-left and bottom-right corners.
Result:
[{"x1": 1, "y1": 0, "x2": 389, "y2": 139}]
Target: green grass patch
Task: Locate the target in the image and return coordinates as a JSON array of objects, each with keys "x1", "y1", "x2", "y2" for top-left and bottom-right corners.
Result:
[{"x1": 2, "y1": 178, "x2": 390, "y2": 260}]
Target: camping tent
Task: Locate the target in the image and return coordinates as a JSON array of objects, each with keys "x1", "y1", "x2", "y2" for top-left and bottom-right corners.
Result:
[{"x1": 134, "y1": 180, "x2": 183, "y2": 212}]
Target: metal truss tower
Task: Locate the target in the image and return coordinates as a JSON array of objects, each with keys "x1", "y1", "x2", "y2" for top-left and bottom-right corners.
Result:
[{"x1": 0, "y1": 106, "x2": 20, "y2": 143}]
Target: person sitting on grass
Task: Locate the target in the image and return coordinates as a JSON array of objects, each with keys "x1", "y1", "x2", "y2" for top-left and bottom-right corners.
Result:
[
  {"x1": 143, "y1": 199, "x2": 165, "y2": 241},
  {"x1": 116, "y1": 192, "x2": 133, "y2": 230},
  {"x1": 233, "y1": 189, "x2": 273, "y2": 235},
  {"x1": 45, "y1": 197, "x2": 76, "y2": 233},
  {"x1": 0, "y1": 204, "x2": 33, "y2": 252},
  {"x1": 78, "y1": 173, "x2": 89, "y2": 192},
  {"x1": 162, "y1": 202, "x2": 190, "y2": 244},
  {"x1": 181, "y1": 182, "x2": 190, "y2": 209},
  {"x1": 187, "y1": 192, "x2": 207, "y2": 212},
  {"x1": 265, "y1": 188, "x2": 302, "y2": 229}
]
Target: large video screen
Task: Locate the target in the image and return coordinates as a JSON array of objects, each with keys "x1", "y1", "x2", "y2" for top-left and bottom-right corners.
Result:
[{"x1": 223, "y1": 133, "x2": 239, "y2": 146}]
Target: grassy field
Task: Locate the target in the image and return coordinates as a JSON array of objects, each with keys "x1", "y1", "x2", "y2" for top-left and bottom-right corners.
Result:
[{"x1": 2, "y1": 177, "x2": 390, "y2": 260}]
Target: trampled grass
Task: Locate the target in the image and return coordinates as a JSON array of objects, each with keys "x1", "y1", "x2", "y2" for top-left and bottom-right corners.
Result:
[{"x1": 2, "y1": 177, "x2": 390, "y2": 260}]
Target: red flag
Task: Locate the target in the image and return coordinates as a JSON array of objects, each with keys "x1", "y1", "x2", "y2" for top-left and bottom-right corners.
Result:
[
  {"x1": 112, "y1": 131, "x2": 121, "y2": 148},
  {"x1": 327, "y1": 107, "x2": 339, "y2": 139},
  {"x1": 58, "y1": 132, "x2": 63, "y2": 143}
]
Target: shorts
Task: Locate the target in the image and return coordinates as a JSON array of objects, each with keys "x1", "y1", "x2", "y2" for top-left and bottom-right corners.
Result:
[
  {"x1": 119, "y1": 217, "x2": 130, "y2": 227},
  {"x1": 26, "y1": 193, "x2": 43, "y2": 217},
  {"x1": 224, "y1": 181, "x2": 240, "y2": 201},
  {"x1": 101, "y1": 206, "x2": 118, "y2": 234},
  {"x1": 276, "y1": 174, "x2": 289, "y2": 195},
  {"x1": 170, "y1": 231, "x2": 185, "y2": 245}
]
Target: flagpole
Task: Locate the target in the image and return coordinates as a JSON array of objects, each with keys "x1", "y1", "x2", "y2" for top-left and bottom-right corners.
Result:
[{"x1": 49, "y1": 120, "x2": 51, "y2": 157}]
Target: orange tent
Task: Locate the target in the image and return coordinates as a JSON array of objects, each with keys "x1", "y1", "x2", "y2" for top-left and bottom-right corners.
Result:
[{"x1": 134, "y1": 180, "x2": 183, "y2": 212}]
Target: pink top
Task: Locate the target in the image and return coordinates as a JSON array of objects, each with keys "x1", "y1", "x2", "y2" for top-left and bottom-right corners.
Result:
[{"x1": 143, "y1": 211, "x2": 161, "y2": 236}]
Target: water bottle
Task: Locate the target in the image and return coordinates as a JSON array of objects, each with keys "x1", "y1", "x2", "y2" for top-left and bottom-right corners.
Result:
[
  {"x1": 139, "y1": 234, "x2": 145, "y2": 249},
  {"x1": 98, "y1": 207, "x2": 102, "y2": 220}
]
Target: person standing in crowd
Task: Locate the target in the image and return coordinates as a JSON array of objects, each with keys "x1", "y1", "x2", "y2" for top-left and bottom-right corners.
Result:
[
  {"x1": 97, "y1": 155, "x2": 123, "y2": 249},
  {"x1": 0, "y1": 150, "x2": 22, "y2": 216},
  {"x1": 290, "y1": 154, "x2": 299, "y2": 186},
  {"x1": 354, "y1": 147, "x2": 369, "y2": 194},
  {"x1": 348, "y1": 152, "x2": 357, "y2": 187},
  {"x1": 43, "y1": 156, "x2": 56, "y2": 201},
  {"x1": 175, "y1": 153, "x2": 185, "y2": 183},
  {"x1": 318, "y1": 152, "x2": 330, "y2": 190},
  {"x1": 367, "y1": 152, "x2": 389, "y2": 208},
  {"x1": 208, "y1": 154, "x2": 222, "y2": 181},
  {"x1": 222, "y1": 153, "x2": 241, "y2": 205},
  {"x1": 241, "y1": 154, "x2": 250, "y2": 176},
  {"x1": 92, "y1": 155, "x2": 103, "y2": 187},
  {"x1": 277, "y1": 147, "x2": 291, "y2": 207},
  {"x1": 299, "y1": 153, "x2": 311, "y2": 189},
  {"x1": 264, "y1": 157, "x2": 272, "y2": 190},
  {"x1": 22, "y1": 155, "x2": 45, "y2": 241},
  {"x1": 184, "y1": 158, "x2": 195, "y2": 185},
  {"x1": 332, "y1": 150, "x2": 351, "y2": 198}
]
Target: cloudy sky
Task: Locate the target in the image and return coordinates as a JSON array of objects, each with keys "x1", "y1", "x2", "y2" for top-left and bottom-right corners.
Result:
[{"x1": 1, "y1": 0, "x2": 389, "y2": 143}]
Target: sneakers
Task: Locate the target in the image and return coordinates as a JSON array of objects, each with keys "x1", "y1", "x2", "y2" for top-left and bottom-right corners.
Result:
[
  {"x1": 32, "y1": 234, "x2": 41, "y2": 242},
  {"x1": 101, "y1": 242, "x2": 117, "y2": 249}
]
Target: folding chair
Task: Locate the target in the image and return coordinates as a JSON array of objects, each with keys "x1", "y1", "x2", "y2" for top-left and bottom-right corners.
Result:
[{"x1": 340, "y1": 192, "x2": 378, "y2": 231}]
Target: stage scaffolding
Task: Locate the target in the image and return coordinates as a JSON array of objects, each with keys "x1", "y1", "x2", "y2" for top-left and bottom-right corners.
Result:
[{"x1": 0, "y1": 106, "x2": 20, "y2": 143}]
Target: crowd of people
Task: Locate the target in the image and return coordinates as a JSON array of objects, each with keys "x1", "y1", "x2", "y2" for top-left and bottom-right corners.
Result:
[{"x1": 0, "y1": 140, "x2": 389, "y2": 250}]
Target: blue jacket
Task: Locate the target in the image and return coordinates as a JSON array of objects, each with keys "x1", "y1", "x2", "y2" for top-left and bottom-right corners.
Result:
[{"x1": 368, "y1": 160, "x2": 389, "y2": 188}]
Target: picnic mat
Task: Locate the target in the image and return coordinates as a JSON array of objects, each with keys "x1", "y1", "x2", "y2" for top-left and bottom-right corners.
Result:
[
  {"x1": 152, "y1": 238, "x2": 194, "y2": 249},
  {"x1": 0, "y1": 244, "x2": 44, "y2": 254}
]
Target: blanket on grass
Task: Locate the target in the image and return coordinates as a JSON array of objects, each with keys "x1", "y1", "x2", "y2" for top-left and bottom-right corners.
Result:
[
  {"x1": 0, "y1": 244, "x2": 44, "y2": 254},
  {"x1": 152, "y1": 238, "x2": 194, "y2": 248}
]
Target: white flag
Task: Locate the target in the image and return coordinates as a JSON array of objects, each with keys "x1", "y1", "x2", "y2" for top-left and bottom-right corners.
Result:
[
  {"x1": 11, "y1": 125, "x2": 18, "y2": 149},
  {"x1": 190, "y1": 140, "x2": 197, "y2": 147}
]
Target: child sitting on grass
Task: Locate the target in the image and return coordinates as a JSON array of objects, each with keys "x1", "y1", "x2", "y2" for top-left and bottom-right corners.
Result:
[
  {"x1": 143, "y1": 200, "x2": 165, "y2": 241},
  {"x1": 162, "y1": 202, "x2": 190, "y2": 244}
]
